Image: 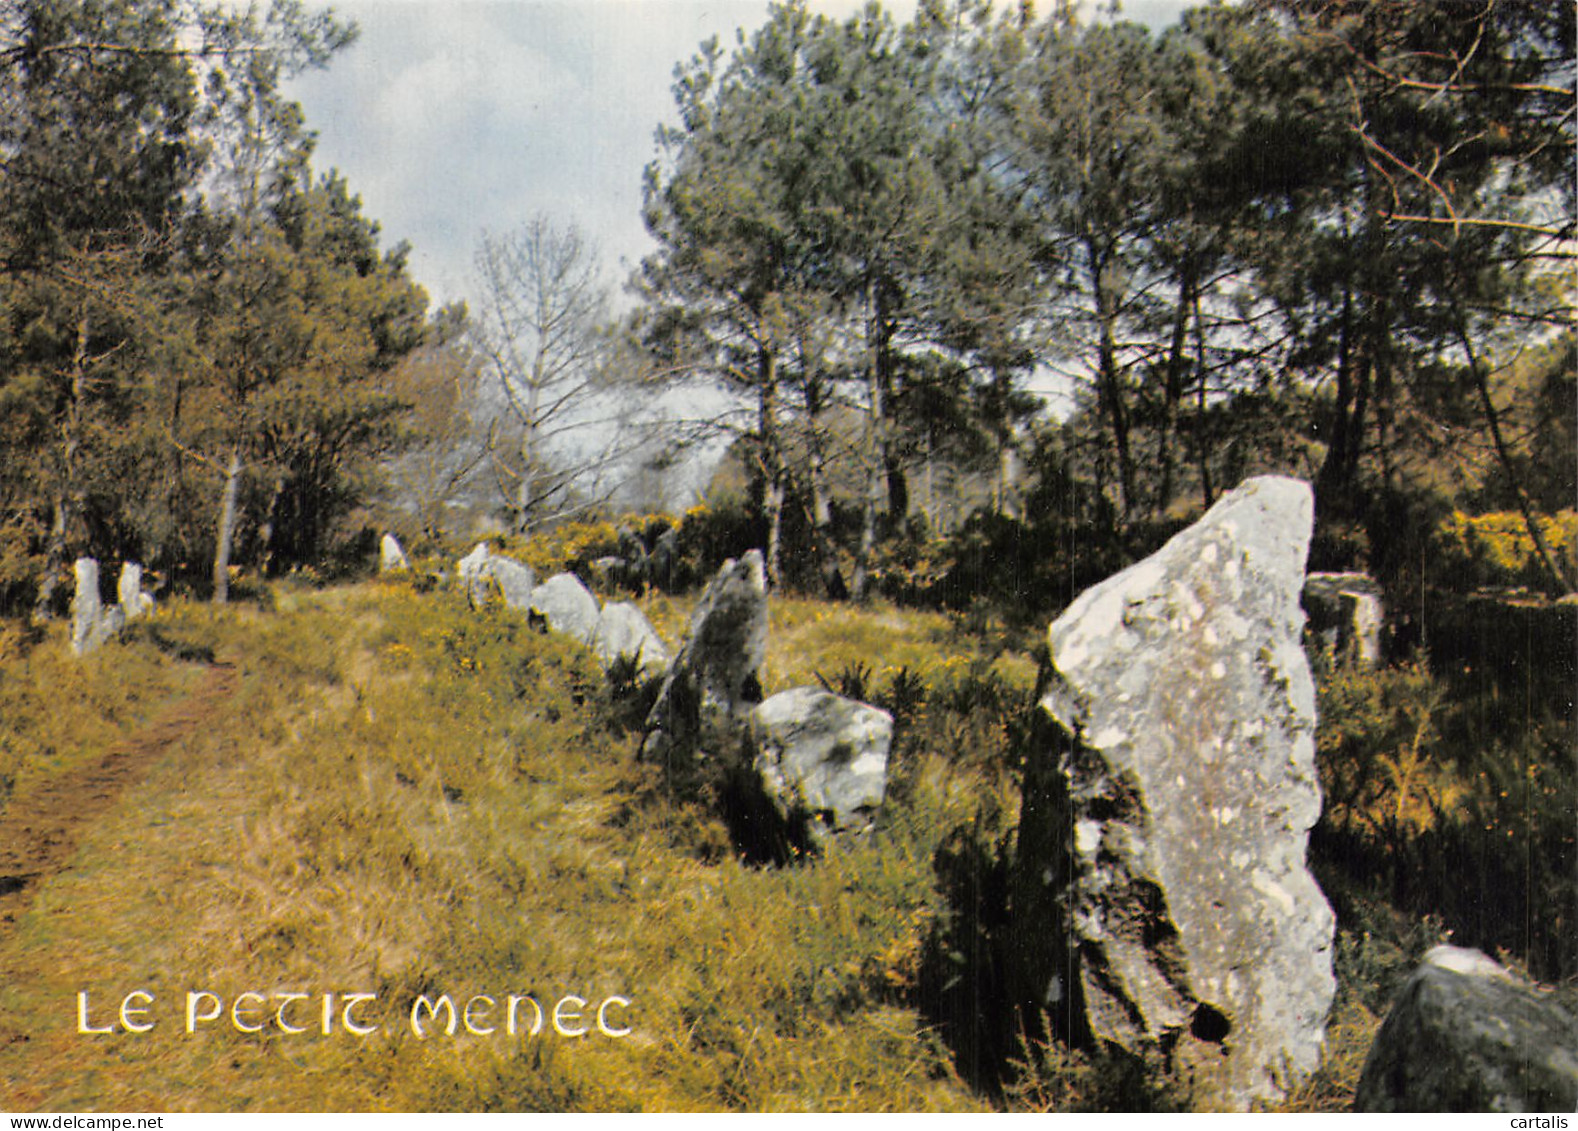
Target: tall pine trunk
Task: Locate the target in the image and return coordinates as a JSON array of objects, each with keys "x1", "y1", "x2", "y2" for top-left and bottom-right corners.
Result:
[
  {"x1": 34, "y1": 312, "x2": 91, "y2": 620},
  {"x1": 802, "y1": 363, "x2": 843, "y2": 599},
  {"x1": 1457, "y1": 320, "x2": 1574, "y2": 594},
  {"x1": 1089, "y1": 243, "x2": 1134, "y2": 525},
  {"x1": 212, "y1": 447, "x2": 243, "y2": 604},
  {"x1": 1157, "y1": 260, "x2": 1198, "y2": 519},
  {"x1": 757, "y1": 345, "x2": 784, "y2": 589},
  {"x1": 1192, "y1": 289, "x2": 1214, "y2": 509},
  {"x1": 851, "y1": 285, "x2": 892, "y2": 604}
]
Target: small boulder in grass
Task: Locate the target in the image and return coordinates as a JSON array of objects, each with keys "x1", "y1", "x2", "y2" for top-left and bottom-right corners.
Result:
[
  {"x1": 530, "y1": 572, "x2": 600, "y2": 643},
  {"x1": 457, "y1": 543, "x2": 491, "y2": 607},
  {"x1": 117, "y1": 561, "x2": 156, "y2": 620},
  {"x1": 749, "y1": 686, "x2": 890, "y2": 840},
  {"x1": 1303, "y1": 571, "x2": 1385, "y2": 666},
  {"x1": 1355, "y1": 946, "x2": 1578, "y2": 1113},
  {"x1": 483, "y1": 556, "x2": 536, "y2": 612},
  {"x1": 592, "y1": 601, "x2": 670, "y2": 675}
]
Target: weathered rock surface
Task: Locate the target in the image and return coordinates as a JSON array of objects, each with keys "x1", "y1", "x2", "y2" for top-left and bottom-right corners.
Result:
[
  {"x1": 1013, "y1": 475, "x2": 1335, "y2": 1110},
  {"x1": 531, "y1": 572, "x2": 600, "y2": 643},
  {"x1": 592, "y1": 601, "x2": 670, "y2": 674},
  {"x1": 117, "y1": 562, "x2": 155, "y2": 621},
  {"x1": 639, "y1": 550, "x2": 768, "y2": 768},
  {"x1": 749, "y1": 687, "x2": 890, "y2": 838},
  {"x1": 71, "y1": 558, "x2": 124, "y2": 656},
  {"x1": 456, "y1": 543, "x2": 536, "y2": 611},
  {"x1": 1303, "y1": 571, "x2": 1384, "y2": 666},
  {"x1": 380, "y1": 533, "x2": 410, "y2": 573},
  {"x1": 483, "y1": 556, "x2": 537, "y2": 611},
  {"x1": 1355, "y1": 946, "x2": 1578, "y2": 1113}
]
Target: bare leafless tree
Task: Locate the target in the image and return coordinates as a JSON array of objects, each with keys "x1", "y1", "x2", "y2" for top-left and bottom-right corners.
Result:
[{"x1": 470, "y1": 214, "x2": 658, "y2": 531}]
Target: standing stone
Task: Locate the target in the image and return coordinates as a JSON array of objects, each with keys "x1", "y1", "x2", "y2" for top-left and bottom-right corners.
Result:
[
  {"x1": 749, "y1": 687, "x2": 890, "y2": 839},
  {"x1": 531, "y1": 572, "x2": 601, "y2": 643},
  {"x1": 1013, "y1": 476, "x2": 1335, "y2": 1110},
  {"x1": 71, "y1": 558, "x2": 123, "y2": 656},
  {"x1": 592, "y1": 601, "x2": 670, "y2": 675},
  {"x1": 379, "y1": 533, "x2": 410, "y2": 573},
  {"x1": 639, "y1": 550, "x2": 768, "y2": 768},
  {"x1": 617, "y1": 525, "x2": 650, "y2": 587},
  {"x1": 71, "y1": 557, "x2": 103, "y2": 656},
  {"x1": 1355, "y1": 946, "x2": 1578, "y2": 1112},
  {"x1": 483, "y1": 556, "x2": 537, "y2": 612},
  {"x1": 1303, "y1": 572, "x2": 1384, "y2": 666},
  {"x1": 117, "y1": 562, "x2": 155, "y2": 621},
  {"x1": 648, "y1": 528, "x2": 679, "y2": 592},
  {"x1": 458, "y1": 543, "x2": 491, "y2": 607}
]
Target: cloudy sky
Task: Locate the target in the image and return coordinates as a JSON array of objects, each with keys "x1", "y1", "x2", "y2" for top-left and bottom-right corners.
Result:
[{"x1": 286, "y1": 0, "x2": 1196, "y2": 312}]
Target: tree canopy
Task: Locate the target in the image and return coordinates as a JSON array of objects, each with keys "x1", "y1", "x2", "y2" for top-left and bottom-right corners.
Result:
[
  {"x1": 637, "y1": 0, "x2": 1575, "y2": 601},
  {"x1": 0, "y1": 0, "x2": 439, "y2": 611}
]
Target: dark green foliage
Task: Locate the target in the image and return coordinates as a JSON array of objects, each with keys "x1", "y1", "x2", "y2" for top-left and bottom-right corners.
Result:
[
  {"x1": 597, "y1": 651, "x2": 666, "y2": 736},
  {"x1": 1312, "y1": 625, "x2": 1576, "y2": 982},
  {"x1": 671, "y1": 496, "x2": 763, "y2": 590},
  {"x1": 814, "y1": 659, "x2": 872, "y2": 702}
]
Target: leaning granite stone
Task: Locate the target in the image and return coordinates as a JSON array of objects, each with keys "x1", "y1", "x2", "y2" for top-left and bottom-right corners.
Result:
[
  {"x1": 639, "y1": 549, "x2": 768, "y2": 767},
  {"x1": 379, "y1": 533, "x2": 410, "y2": 573},
  {"x1": 1012, "y1": 475, "x2": 1335, "y2": 1110},
  {"x1": 117, "y1": 562, "x2": 155, "y2": 621},
  {"x1": 457, "y1": 542, "x2": 491, "y2": 607},
  {"x1": 750, "y1": 687, "x2": 890, "y2": 838},
  {"x1": 1355, "y1": 946, "x2": 1578, "y2": 1112},
  {"x1": 592, "y1": 601, "x2": 670, "y2": 675},
  {"x1": 1303, "y1": 571, "x2": 1384, "y2": 666},
  {"x1": 531, "y1": 572, "x2": 601, "y2": 643},
  {"x1": 482, "y1": 556, "x2": 536, "y2": 611}
]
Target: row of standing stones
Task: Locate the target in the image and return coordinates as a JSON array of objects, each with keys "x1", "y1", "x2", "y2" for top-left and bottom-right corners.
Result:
[
  {"x1": 432, "y1": 537, "x2": 890, "y2": 847},
  {"x1": 67, "y1": 485, "x2": 1572, "y2": 1111},
  {"x1": 68, "y1": 557, "x2": 156, "y2": 656}
]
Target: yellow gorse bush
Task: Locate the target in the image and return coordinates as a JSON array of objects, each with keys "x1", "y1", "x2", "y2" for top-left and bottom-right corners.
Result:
[
  {"x1": 504, "y1": 513, "x2": 682, "y2": 579},
  {"x1": 1437, "y1": 508, "x2": 1578, "y2": 587}
]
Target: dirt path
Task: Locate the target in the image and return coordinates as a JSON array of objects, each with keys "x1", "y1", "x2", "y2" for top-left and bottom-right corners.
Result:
[{"x1": 0, "y1": 660, "x2": 240, "y2": 939}]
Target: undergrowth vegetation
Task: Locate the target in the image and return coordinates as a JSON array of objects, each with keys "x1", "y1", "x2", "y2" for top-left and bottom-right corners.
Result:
[{"x1": 0, "y1": 566, "x2": 1569, "y2": 1112}]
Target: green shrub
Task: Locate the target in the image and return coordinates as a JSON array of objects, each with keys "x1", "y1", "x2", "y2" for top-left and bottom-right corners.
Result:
[
  {"x1": 671, "y1": 500, "x2": 762, "y2": 589},
  {"x1": 1315, "y1": 653, "x2": 1455, "y2": 846},
  {"x1": 1312, "y1": 643, "x2": 1576, "y2": 981}
]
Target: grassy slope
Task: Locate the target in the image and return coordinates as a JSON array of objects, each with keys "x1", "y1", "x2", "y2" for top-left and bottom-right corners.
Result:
[
  {"x1": 6, "y1": 572, "x2": 1522, "y2": 1111},
  {"x1": 0, "y1": 581, "x2": 1013, "y2": 1112}
]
